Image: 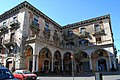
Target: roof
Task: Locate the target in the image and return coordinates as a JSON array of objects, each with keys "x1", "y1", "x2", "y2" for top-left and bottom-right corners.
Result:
[
  {"x1": 62, "y1": 14, "x2": 110, "y2": 29},
  {"x1": 0, "y1": 1, "x2": 61, "y2": 29}
]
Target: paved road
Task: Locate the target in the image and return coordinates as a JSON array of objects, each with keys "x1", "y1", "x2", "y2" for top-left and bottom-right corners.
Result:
[
  {"x1": 37, "y1": 71, "x2": 120, "y2": 80},
  {"x1": 37, "y1": 76, "x2": 120, "y2": 80}
]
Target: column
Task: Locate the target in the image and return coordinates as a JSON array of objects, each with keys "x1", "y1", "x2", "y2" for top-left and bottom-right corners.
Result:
[
  {"x1": 113, "y1": 57, "x2": 117, "y2": 69},
  {"x1": 89, "y1": 57, "x2": 93, "y2": 70},
  {"x1": 62, "y1": 59, "x2": 64, "y2": 71},
  {"x1": 36, "y1": 55, "x2": 38, "y2": 71},
  {"x1": 32, "y1": 55, "x2": 36, "y2": 72},
  {"x1": 109, "y1": 56, "x2": 112, "y2": 69},
  {"x1": 51, "y1": 57, "x2": 54, "y2": 71}
]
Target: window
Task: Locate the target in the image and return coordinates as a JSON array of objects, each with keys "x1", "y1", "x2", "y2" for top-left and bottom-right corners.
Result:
[
  {"x1": 80, "y1": 28, "x2": 86, "y2": 34},
  {"x1": 94, "y1": 24, "x2": 100, "y2": 32},
  {"x1": 10, "y1": 33, "x2": 15, "y2": 42},
  {"x1": 96, "y1": 37, "x2": 101, "y2": 43},
  {"x1": 45, "y1": 22, "x2": 49, "y2": 31},
  {"x1": 3, "y1": 22, "x2": 6, "y2": 26},
  {"x1": 33, "y1": 16, "x2": 38, "y2": 25},
  {"x1": 68, "y1": 30, "x2": 73, "y2": 37},
  {"x1": 0, "y1": 38, "x2": 3, "y2": 44},
  {"x1": 79, "y1": 39, "x2": 88, "y2": 46},
  {"x1": 13, "y1": 16, "x2": 17, "y2": 22}
]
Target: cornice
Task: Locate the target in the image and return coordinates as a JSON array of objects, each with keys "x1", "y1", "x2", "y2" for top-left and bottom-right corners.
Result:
[
  {"x1": 62, "y1": 14, "x2": 110, "y2": 30},
  {"x1": 0, "y1": 1, "x2": 62, "y2": 29}
]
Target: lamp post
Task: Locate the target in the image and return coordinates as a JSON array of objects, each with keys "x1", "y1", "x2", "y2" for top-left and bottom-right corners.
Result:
[{"x1": 71, "y1": 54, "x2": 74, "y2": 80}]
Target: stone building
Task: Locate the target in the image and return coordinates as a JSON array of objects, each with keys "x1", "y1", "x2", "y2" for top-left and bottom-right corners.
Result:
[{"x1": 0, "y1": 1, "x2": 116, "y2": 74}]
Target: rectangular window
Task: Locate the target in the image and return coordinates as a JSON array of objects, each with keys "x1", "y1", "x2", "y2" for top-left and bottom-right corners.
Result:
[
  {"x1": 68, "y1": 31, "x2": 73, "y2": 37},
  {"x1": 3, "y1": 22, "x2": 6, "y2": 26},
  {"x1": 94, "y1": 24, "x2": 100, "y2": 32},
  {"x1": 45, "y1": 22, "x2": 49, "y2": 31},
  {"x1": 80, "y1": 28, "x2": 86, "y2": 34},
  {"x1": 13, "y1": 16, "x2": 17, "y2": 22},
  {"x1": 0, "y1": 38, "x2": 3, "y2": 44},
  {"x1": 10, "y1": 33, "x2": 15, "y2": 42},
  {"x1": 33, "y1": 16, "x2": 38, "y2": 25},
  {"x1": 96, "y1": 37, "x2": 101, "y2": 43}
]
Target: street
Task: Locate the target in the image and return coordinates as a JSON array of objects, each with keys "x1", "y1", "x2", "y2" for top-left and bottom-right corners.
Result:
[{"x1": 37, "y1": 71, "x2": 120, "y2": 80}]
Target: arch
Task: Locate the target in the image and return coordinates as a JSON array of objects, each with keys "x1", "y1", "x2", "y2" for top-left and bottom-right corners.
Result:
[
  {"x1": 63, "y1": 52, "x2": 72, "y2": 75},
  {"x1": 6, "y1": 58, "x2": 13, "y2": 70},
  {"x1": 91, "y1": 49, "x2": 108, "y2": 58},
  {"x1": 24, "y1": 45, "x2": 33, "y2": 72},
  {"x1": 75, "y1": 51, "x2": 90, "y2": 73},
  {"x1": 91, "y1": 49, "x2": 109, "y2": 71},
  {"x1": 38, "y1": 47, "x2": 52, "y2": 73},
  {"x1": 53, "y1": 50, "x2": 61, "y2": 74}
]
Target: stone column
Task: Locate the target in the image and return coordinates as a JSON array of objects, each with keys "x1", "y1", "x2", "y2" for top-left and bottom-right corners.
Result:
[
  {"x1": 109, "y1": 56, "x2": 112, "y2": 69},
  {"x1": 62, "y1": 59, "x2": 64, "y2": 71},
  {"x1": 113, "y1": 56, "x2": 117, "y2": 69},
  {"x1": 36, "y1": 55, "x2": 38, "y2": 71},
  {"x1": 89, "y1": 57, "x2": 93, "y2": 70},
  {"x1": 32, "y1": 55, "x2": 36, "y2": 72},
  {"x1": 51, "y1": 57, "x2": 54, "y2": 71}
]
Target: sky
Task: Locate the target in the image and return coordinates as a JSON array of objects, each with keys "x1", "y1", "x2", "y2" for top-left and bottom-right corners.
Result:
[{"x1": 0, "y1": 0, "x2": 120, "y2": 55}]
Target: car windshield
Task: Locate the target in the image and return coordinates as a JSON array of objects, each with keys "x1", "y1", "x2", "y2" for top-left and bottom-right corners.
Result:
[
  {"x1": 23, "y1": 70, "x2": 31, "y2": 74},
  {"x1": 0, "y1": 69, "x2": 14, "y2": 79}
]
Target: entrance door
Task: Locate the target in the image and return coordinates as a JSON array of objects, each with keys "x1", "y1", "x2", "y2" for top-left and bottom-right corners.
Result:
[
  {"x1": 98, "y1": 59, "x2": 107, "y2": 71},
  {"x1": 83, "y1": 62, "x2": 90, "y2": 72},
  {"x1": 29, "y1": 61, "x2": 33, "y2": 72},
  {"x1": 44, "y1": 60, "x2": 49, "y2": 73},
  {"x1": 6, "y1": 61, "x2": 12, "y2": 70}
]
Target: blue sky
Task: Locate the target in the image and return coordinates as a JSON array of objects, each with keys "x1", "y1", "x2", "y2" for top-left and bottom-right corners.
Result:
[{"x1": 0, "y1": 0, "x2": 120, "y2": 55}]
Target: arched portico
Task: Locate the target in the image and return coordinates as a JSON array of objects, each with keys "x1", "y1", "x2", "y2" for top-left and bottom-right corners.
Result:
[
  {"x1": 63, "y1": 52, "x2": 72, "y2": 75},
  {"x1": 75, "y1": 51, "x2": 90, "y2": 73},
  {"x1": 38, "y1": 47, "x2": 52, "y2": 73},
  {"x1": 53, "y1": 50, "x2": 61, "y2": 75},
  {"x1": 91, "y1": 49, "x2": 109, "y2": 71},
  {"x1": 24, "y1": 45, "x2": 33, "y2": 72}
]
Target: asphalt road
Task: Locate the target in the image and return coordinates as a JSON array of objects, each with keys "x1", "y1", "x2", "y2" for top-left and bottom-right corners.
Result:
[{"x1": 37, "y1": 71, "x2": 120, "y2": 80}]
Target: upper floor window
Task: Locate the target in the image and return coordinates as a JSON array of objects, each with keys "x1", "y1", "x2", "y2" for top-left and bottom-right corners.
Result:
[
  {"x1": 0, "y1": 38, "x2": 3, "y2": 44},
  {"x1": 68, "y1": 30, "x2": 73, "y2": 37},
  {"x1": 94, "y1": 24, "x2": 100, "y2": 32},
  {"x1": 45, "y1": 22, "x2": 49, "y2": 31},
  {"x1": 13, "y1": 16, "x2": 17, "y2": 22},
  {"x1": 33, "y1": 16, "x2": 38, "y2": 25},
  {"x1": 80, "y1": 28, "x2": 86, "y2": 34},
  {"x1": 79, "y1": 39, "x2": 88, "y2": 46},
  {"x1": 96, "y1": 37, "x2": 101, "y2": 43},
  {"x1": 3, "y1": 22, "x2": 6, "y2": 26}
]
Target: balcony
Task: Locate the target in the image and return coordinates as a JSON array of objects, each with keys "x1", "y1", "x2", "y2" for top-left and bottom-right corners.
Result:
[
  {"x1": 79, "y1": 31, "x2": 89, "y2": 38},
  {"x1": 0, "y1": 25, "x2": 8, "y2": 34},
  {"x1": 0, "y1": 44, "x2": 3, "y2": 49},
  {"x1": 10, "y1": 20, "x2": 20, "y2": 29},
  {"x1": 93, "y1": 29, "x2": 106, "y2": 36},
  {"x1": 30, "y1": 21, "x2": 40, "y2": 34},
  {"x1": 43, "y1": 29, "x2": 51, "y2": 39},
  {"x1": 3, "y1": 38, "x2": 15, "y2": 47},
  {"x1": 26, "y1": 35, "x2": 60, "y2": 48}
]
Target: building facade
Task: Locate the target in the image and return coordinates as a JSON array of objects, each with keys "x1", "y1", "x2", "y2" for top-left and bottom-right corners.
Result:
[{"x1": 0, "y1": 1, "x2": 116, "y2": 75}]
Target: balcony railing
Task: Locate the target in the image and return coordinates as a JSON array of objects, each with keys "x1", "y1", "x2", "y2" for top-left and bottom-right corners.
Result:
[
  {"x1": 0, "y1": 25, "x2": 8, "y2": 34},
  {"x1": 79, "y1": 31, "x2": 89, "y2": 38},
  {"x1": 30, "y1": 21, "x2": 40, "y2": 33},
  {"x1": 93, "y1": 29, "x2": 105, "y2": 36},
  {"x1": 10, "y1": 20, "x2": 20, "y2": 29},
  {"x1": 27, "y1": 35, "x2": 60, "y2": 48}
]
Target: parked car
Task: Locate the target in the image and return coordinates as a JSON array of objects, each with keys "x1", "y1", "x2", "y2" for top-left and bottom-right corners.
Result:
[
  {"x1": 13, "y1": 70, "x2": 37, "y2": 80},
  {"x1": 0, "y1": 66, "x2": 18, "y2": 80}
]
